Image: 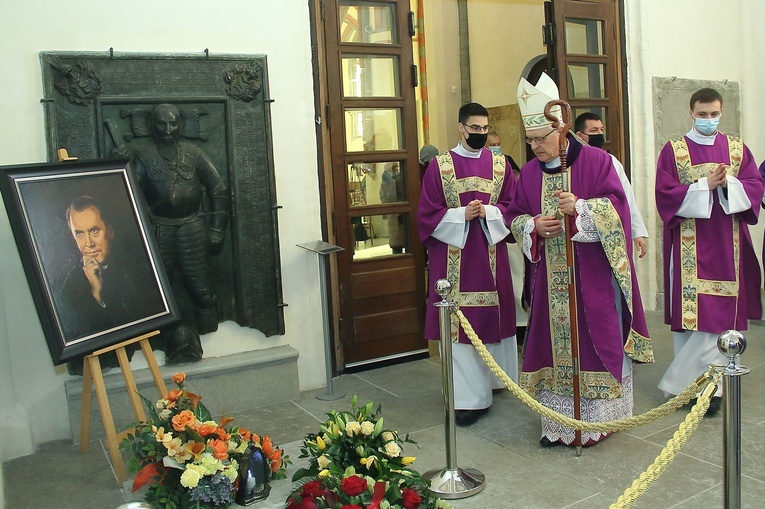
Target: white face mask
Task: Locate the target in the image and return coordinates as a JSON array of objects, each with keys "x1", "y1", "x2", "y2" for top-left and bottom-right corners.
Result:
[{"x1": 488, "y1": 146, "x2": 502, "y2": 154}]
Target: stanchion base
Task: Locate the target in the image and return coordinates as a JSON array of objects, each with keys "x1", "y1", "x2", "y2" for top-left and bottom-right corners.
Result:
[
  {"x1": 315, "y1": 391, "x2": 345, "y2": 401},
  {"x1": 423, "y1": 467, "x2": 485, "y2": 499}
]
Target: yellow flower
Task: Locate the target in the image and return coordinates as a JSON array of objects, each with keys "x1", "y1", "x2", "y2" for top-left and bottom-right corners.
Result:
[
  {"x1": 164, "y1": 437, "x2": 185, "y2": 458},
  {"x1": 381, "y1": 431, "x2": 394, "y2": 442},
  {"x1": 317, "y1": 454, "x2": 331, "y2": 469},
  {"x1": 154, "y1": 427, "x2": 173, "y2": 444},
  {"x1": 180, "y1": 466, "x2": 202, "y2": 488},
  {"x1": 362, "y1": 455, "x2": 377, "y2": 469},
  {"x1": 316, "y1": 435, "x2": 327, "y2": 450},
  {"x1": 401, "y1": 456, "x2": 416, "y2": 465},
  {"x1": 318, "y1": 469, "x2": 330, "y2": 478}
]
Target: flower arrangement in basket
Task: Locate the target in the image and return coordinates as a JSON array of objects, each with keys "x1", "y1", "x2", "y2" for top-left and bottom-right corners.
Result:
[
  {"x1": 120, "y1": 372, "x2": 289, "y2": 509},
  {"x1": 287, "y1": 396, "x2": 450, "y2": 509}
]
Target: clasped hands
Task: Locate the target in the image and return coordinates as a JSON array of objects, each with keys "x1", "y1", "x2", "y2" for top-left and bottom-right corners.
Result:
[
  {"x1": 464, "y1": 199, "x2": 485, "y2": 221},
  {"x1": 707, "y1": 163, "x2": 728, "y2": 190},
  {"x1": 535, "y1": 191, "x2": 577, "y2": 238}
]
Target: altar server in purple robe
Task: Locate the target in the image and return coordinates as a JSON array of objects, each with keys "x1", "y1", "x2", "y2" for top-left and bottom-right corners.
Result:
[
  {"x1": 656, "y1": 88, "x2": 762, "y2": 414},
  {"x1": 417, "y1": 102, "x2": 518, "y2": 427},
  {"x1": 507, "y1": 73, "x2": 653, "y2": 447}
]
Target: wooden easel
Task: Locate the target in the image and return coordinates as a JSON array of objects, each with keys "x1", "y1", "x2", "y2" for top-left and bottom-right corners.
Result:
[{"x1": 80, "y1": 330, "x2": 167, "y2": 484}]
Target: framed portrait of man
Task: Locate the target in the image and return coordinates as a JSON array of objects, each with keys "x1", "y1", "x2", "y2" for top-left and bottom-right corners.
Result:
[{"x1": 0, "y1": 158, "x2": 178, "y2": 364}]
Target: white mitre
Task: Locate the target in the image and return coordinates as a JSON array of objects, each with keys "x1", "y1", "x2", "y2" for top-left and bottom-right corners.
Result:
[{"x1": 517, "y1": 72, "x2": 561, "y2": 130}]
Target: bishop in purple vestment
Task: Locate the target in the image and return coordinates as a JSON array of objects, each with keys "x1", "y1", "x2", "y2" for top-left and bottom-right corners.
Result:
[{"x1": 508, "y1": 72, "x2": 652, "y2": 447}]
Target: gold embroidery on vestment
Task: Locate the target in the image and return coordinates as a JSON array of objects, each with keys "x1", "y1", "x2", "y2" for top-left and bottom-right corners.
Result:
[{"x1": 670, "y1": 136, "x2": 741, "y2": 331}]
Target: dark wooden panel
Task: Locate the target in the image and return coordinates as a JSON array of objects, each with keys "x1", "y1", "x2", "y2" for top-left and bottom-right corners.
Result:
[
  {"x1": 351, "y1": 266, "x2": 416, "y2": 300},
  {"x1": 353, "y1": 307, "x2": 420, "y2": 344}
]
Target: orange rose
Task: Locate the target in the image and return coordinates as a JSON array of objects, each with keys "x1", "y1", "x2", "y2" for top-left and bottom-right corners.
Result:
[
  {"x1": 172, "y1": 373, "x2": 186, "y2": 385},
  {"x1": 240, "y1": 430, "x2": 252, "y2": 442},
  {"x1": 195, "y1": 422, "x2": 217, "y2": 437},
  {"x1": 215, "y1": 428, "x2": 231, "y2": 441},
  {"x1": 261, "y1": 436, "x2": 274, "y2": 456},
  {"x1": 172, "y1": 410, "x2": 196, "y2": 432},
  {"x1": 166, "y1": 389, "x2": 182, "y2": 402},
  {"x1": 208, "y1": 439, "x2": 229, "y2": 460}
]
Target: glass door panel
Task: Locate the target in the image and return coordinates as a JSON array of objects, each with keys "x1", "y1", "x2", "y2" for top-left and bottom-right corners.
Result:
[
  {"x1": 344, "y1": 108, "x2": 403, "y2": 152},
  {"x1": 339, "y1": 1, "x2": 397, "y2": 44},
  {"x1": 567, "y1": 63, "x2": 605, "y2": 98},
  {"x1": 565, "y1": 18, "x2": 604, "y2": 55},
  {"x1": 342, "y1": 55, "x2": 401, "y2": 98},
  {"x1": 351, "y1": 213, "x2": 410, "y2": 260},
  {"x1": 347, "y1": 161, "x2": 407, "y2": 207}
]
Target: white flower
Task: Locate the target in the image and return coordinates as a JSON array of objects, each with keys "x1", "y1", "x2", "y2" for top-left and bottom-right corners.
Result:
[
  {"x1": 317, "y1": 454, "x2": 331, "y2": 469},
  {"x1": 381, "y1": 431, "x2": 395, "y2": 442},
  {"x1": 383, "y1": 441, "x2": 401, "y2": 458},
  {"x1": 360, "y1": 421, "x2": 374, "y2": 436},
  {"x1": 346, "y1": 421, "x2": 362, "y2": 437},
  {"x1": 159, "y1": 409, "x2": 172, "y2": 420}
]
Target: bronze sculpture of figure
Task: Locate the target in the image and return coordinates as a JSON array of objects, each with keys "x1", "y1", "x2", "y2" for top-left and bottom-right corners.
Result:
[{"x1": 128, "y1": 103, "x2": 229, "y2": 363}]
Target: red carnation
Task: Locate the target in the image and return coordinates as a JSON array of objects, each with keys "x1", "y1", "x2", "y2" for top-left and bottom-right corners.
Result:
[
  {"x1": 402, "y1": 488, "x2": 422, "y2": 509},
  {"x1": 340, "y1": 475, "x2": 368, "y2": 496}
]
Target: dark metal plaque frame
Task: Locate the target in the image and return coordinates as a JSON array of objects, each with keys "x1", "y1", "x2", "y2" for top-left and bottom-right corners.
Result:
[{"x1": 40, "y1": 51, "x2": 285, "y2": 337}]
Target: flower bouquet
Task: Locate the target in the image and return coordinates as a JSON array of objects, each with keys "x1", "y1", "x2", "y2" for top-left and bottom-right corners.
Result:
[
  {"x1": 287, "y1": 397, "x2": 450, "y2": 509},
  {"x1": 121, "y1": 373, "x2": 289, "y2": 509}
]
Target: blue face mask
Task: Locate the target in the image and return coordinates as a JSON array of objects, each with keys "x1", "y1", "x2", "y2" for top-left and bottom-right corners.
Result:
[
  {"x1": 694, "y1": 116, "x2": 720, "y2": 136},
  {"x1": 489, "y1": 146, "x2": 502, "y2": 154}
]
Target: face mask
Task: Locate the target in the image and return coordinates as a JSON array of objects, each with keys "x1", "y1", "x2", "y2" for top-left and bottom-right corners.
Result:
[
  {"x1": 694, "y1": 116, "x2": 720, "y2": 136},
  {"x1": 587, "y1": 134, "x2": 605, "y2": 148},
  {"x1": 464, "y1": 132, "x2": 488, "y2": 150},
  {"x1": 489, "y1": 146, "x2": 502, "y2": 154}
]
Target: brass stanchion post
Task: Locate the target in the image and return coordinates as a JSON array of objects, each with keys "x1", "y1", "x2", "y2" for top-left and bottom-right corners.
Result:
[{"x1": 424, "y1": 279, "x2": 485, "y2": 499}]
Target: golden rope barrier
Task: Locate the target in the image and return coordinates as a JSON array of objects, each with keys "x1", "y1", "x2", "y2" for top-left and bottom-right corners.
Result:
[
  {"x1": 453, "y1": 310, "x2": 722, "y2": 508},
  {"x1": 456, "y1": 310, "x2": 717, "y2": 432},
  {"x1": 609, "y1": 378, "x2": 719, "y2": 508}
]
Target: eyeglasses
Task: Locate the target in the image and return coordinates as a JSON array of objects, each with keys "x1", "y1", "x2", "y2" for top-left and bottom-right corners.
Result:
[
  {"x1": 463, "y1": 124, "x2": 492, "y2": 133},
  {"x1": 524, "y1": 129, "x2": 556, "y2": 145}
]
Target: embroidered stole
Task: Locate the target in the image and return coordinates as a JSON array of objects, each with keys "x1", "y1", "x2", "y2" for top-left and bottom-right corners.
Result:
[
  {"x1": 436, "y1": 151, "x2": 506, "y2": 341},
  {"x1": 670, "y1": 135, "x2": 742, "y2": 331},
  {"x1": 519, "y1": 168, "x2": 651, "y2": 400}
]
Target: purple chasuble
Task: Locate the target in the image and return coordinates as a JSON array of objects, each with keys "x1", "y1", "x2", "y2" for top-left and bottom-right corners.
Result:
[
  {"x1": 417, "y1": 147, "x2": 516, "y2": 344},
  {"x1": 506, "y1": 137, "x2": 652, "y2": 399},
  {"x1": 656, "y1": 134, "x2": 763, "y2": 333}
]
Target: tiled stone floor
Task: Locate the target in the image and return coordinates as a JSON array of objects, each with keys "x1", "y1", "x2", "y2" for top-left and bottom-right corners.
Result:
[{"x1": 3, "y1": 311, "x2": 765, "y2": 509}]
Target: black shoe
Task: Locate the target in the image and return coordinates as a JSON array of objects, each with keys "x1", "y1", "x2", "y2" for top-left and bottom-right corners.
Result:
[
  {"x1": 454, "y1": 408, "x2": 488, "y2": 426},
  {"x1": 706, "y1": 397, "x2": 722, "y2": 416},
  {"x1": 539, "y1": 436, "x2": 560, "y2": 447}
]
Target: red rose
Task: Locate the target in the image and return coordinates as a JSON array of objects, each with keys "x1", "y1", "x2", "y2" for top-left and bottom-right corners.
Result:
[
  {"x1": 340, "y1": 475, "x2": 368, "y2": 496},
  {"x1": 402, "y1": 488, "x2": 422, "y2": 509},
  {"x1": 301, "y1": 480, "x2": 325, "y2": 498},
  {"x1": 288, "y1": 497, "x2": 319, "y2": 509}
]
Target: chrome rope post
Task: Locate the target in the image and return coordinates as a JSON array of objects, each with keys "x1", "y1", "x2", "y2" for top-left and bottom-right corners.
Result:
[
  {"x1": 715, "y1": 330, "x2": 749, "y2": 509},
  {"x1": 424, "y1": 279, "x2": 485, "y2": 499}
]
